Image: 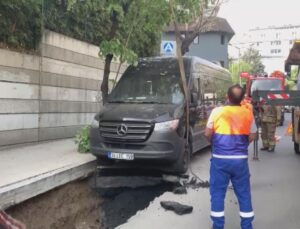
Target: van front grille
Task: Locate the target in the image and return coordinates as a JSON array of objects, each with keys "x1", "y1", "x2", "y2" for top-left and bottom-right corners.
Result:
[{"x1": 99, "y1": 121, "x2": 153, "y2": 142}]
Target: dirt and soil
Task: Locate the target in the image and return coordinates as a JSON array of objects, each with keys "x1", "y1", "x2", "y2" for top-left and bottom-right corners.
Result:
[
  {"x1": 7, "y1": 178, "x2": 102, "y2": 229},
  {"x1": 5, "y1": 175, "x2": 175, "y2": 229}
]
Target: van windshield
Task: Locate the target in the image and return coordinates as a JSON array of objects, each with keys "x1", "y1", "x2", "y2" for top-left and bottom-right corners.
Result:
[
  {"x1": 250, "y1": 79, "x2": 282, "y2": 96},
  {"x1": 109, "y1": 59, "x2": 188, "y2": 104}
]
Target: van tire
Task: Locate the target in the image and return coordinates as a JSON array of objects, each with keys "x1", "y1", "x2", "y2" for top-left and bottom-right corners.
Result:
[
  {"x1": 294, "y1": 143, "x2": 300, "y2": 154},
  {"x1": 173, "y1": 141, "x2": 191, "y2": 174}
]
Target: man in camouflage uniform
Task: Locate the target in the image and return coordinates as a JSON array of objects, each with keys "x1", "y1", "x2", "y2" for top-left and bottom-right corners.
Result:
[{"x1": 260, "y1": 105, "x2": 281, "y2": 152}]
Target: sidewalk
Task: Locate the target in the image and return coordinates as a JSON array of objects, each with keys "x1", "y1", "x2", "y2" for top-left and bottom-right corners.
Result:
[{"x1": 0, "y1": 139, "x2": 96, "y2": 209}]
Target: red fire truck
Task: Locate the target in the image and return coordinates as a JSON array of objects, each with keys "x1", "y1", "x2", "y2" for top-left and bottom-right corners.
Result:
[
  {"x1": 251, "y1": 40, "x2": 300, "y2": 154},
  {"x1": 240, "y1": 71, "x2": 286, "y2": 125}
]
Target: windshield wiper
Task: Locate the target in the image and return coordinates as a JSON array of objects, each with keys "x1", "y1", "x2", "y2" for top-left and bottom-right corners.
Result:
[
  {"x1": 108, "y1": 100, "x2": 127, "y2": 103},
  {"x1": 137, "y1": 101, "x2": 169, "y2": 104},
  {"x1": 109, "y1": 100, "x2": 169, "y2": 104}
]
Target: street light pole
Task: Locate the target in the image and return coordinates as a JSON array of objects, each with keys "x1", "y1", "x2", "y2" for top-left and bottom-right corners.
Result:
[{"x1": 229, "y1": 43, "x2": 242, "y2": 85}]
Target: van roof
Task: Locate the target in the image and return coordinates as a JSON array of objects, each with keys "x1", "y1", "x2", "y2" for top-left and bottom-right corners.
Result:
[{"x1": 139, "y1": 56, "x2": 227, "y2": 72}]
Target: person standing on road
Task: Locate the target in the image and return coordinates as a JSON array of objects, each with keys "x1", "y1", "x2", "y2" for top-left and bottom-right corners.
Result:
[
  {"x1": 260, "y1": 104, "x2": 281, "y2": 152},
  {"x1": 205, "y1": 85, "x2": 257, "y2": 229}
]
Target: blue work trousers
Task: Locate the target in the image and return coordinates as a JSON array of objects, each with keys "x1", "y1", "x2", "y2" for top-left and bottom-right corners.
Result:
[{"x1": 210, "y1": 157, "x2": 254, "y2": 229}]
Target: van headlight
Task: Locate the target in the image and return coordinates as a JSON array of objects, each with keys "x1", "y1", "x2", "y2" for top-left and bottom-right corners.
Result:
[
  {"x1": 154, "y1": 120, "x2": 179, "y2": 131},
  {"x1": 91, "y1": 118, "x2": 99, "y2": 128}
]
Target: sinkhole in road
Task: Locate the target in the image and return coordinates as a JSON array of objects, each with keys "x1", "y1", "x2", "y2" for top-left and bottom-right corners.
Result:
[
  {"x1": 95, "y1": 168, "x2": 177, "y2": 229},
  {"x1": 99, "y1": 184, "x2": 174, "y2": 229}
]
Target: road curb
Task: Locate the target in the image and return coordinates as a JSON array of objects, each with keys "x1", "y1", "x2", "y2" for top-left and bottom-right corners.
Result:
[{"x1": 0, "y1": 159, "x2": 96, "y2": 210}]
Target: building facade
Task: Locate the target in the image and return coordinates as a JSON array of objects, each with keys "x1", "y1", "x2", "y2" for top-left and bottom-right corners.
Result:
[
  {"x1": 231, "y1": 25, "x2": 300, "y2": 73},
  {"x1": 162, "y1": 17, "x2": 234, "y2": 68}
]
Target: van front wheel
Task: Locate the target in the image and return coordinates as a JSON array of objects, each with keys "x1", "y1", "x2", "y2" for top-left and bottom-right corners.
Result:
[{"x1": 173, "y1": 142, "x2": 191, "y2": 174}]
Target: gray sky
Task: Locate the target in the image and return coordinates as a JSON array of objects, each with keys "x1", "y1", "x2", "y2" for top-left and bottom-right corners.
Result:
[{"x1": 219, "y1": 0, "x2": 300, "y2": 33}]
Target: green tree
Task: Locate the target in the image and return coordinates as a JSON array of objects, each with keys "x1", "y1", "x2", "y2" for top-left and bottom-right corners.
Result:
[
  {"x1": 44, "y1": 0, "x2": 111, "y2": 46},
  {"x1": 291, "y1": 66, "x2": 299, "y2": 80},
  {"x1": 98, "y1": 0, "x2": 169, "y2": 103},
  {"x1": 0, "y1": 0, "x2": 42, "y2": 50},
  {"x1": 169, "y1": 0, "x2": 222, "y2": 55},
  {"x1": 286, "y1": 66, "x2": 299, "y2": 90},
  {"x1": 241, "y1": 48, "x2": 265, "y2": 74},
  {"x1": 229, "y1": 60, "x2": 251, "y2": 84}
]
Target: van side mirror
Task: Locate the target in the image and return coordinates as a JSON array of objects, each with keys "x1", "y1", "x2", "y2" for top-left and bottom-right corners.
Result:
[
  {"x1": 94, "y1": 113, "x2": 100, "y2": 121},
  {"x1": 191, "y1": 92, "x2": 198, "y2": 106}
]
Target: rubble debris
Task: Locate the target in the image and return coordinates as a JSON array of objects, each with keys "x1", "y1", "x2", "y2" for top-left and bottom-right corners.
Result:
[
  {"x1": 173, "y1": 186, "x2": 187, "y2": 194},
  {"x1": 160, "y1": 201, "x2": 193, "y2": 215},
  {"x1": 183, "y1": 176, "x2": 210, "y2": 189},
  {"x1": 162, "y1": 174, "x2": 181, "y2": 183},
  {"x1": 179, "y1": 174, "x2": 189, "y2": 179}
]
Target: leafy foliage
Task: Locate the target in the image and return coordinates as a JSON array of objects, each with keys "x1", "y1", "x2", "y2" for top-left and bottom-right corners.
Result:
[
  {"x1": 100, "y1": 39, "x2": 137, "y2": 64},
  {"x1": 291, "y1": 66, "x2": 299, "y2": 80},
  {"x1": 285, "y1": 66, "x2": 299, "y2": 90},
  {"x1": 75, "y1": 126, "x2": 91, "y2": 153},
  {"x1": 229, "y1": 60, "x2": 252, "y2": 84},
  {"x1": 0, "y1": 0, "x2": 42, "y2": 50},
  {"x1": 241, "y1": 48, "x2": 265, "y2": 74},
  {"x1": 98, "y1": 0, "x2": 169, "y2": 61},
  {"x1": 169, "y1": 0, "x2": 221, "y2": 54},
  {"x1": 44, "y1": 0, "x2": 111, "y2": 46},
  {"x1": 97, "y1": 0, "x2": 170, "y2": 103}
]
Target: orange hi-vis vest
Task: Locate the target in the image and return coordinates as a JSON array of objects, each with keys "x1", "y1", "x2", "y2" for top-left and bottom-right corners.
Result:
[{"x1": 207, "y1": 105, "x2": 254, "y2": 159}]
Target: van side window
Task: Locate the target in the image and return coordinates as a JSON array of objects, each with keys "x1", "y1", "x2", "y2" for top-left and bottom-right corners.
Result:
[{"x1": 193, "y1": 78, "x2": 199, "y2": 93}]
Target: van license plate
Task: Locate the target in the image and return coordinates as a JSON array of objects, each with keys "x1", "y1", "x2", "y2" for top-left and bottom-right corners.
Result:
[{"x1": 108, "y1": 152, "x2": 134, "y2": 160}]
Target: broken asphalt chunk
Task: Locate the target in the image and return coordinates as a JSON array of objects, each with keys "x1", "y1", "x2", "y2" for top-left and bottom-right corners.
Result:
[
  {"x1": 160, "y1": 201, "x2": 193, "y2": 215},
  {"x1": 173, "y1": 186, "x2": 187, "y2": 194}
]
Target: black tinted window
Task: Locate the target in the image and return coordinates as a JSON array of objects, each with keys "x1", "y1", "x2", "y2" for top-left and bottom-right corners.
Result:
[{"x1": 109, "y1": 59, "x2": 190, "y2": 104}]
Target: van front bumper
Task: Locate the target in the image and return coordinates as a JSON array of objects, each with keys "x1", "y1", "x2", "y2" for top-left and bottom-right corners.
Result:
[{"x1": 89, "y1": 127, "x2": 185, "y2": 163}]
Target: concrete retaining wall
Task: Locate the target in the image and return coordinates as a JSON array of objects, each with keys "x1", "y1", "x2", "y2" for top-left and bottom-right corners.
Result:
[{"x1": 0, "y1": 30, "x2": 126, "y2": 147}]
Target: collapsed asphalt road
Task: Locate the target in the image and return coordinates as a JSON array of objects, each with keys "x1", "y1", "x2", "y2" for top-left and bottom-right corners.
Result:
[
  {"x1": 99, "y1": 184, "x2": 174, "y2": 229},
  {"x1": 94, "y1": 168, "x2": 188, "y2": 229},
  {"x1": 7, "y1": 116, "x2": 298, "y2": 229},
  {"x1": 117, "y1": 116, "x2": 300, "y2": 229},
  {"x1": 95, "y1": 154, "x2": 211, "y2": 229}
]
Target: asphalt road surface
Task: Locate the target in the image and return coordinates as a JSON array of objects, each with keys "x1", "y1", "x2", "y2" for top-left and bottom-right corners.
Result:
[{"x1": 118, "y1": 114, "x2": 300, "y2": 229}]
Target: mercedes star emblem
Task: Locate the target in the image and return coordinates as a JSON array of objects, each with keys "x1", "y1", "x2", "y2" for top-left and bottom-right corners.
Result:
[{"x1": 117, "y1": 124, "x2": 128, "y2": 136}]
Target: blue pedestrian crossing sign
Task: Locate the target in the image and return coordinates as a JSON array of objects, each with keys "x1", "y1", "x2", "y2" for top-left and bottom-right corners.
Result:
[
  {"x1": 164, "y1": 42, "x2": 173, "y2": 53},
  {"x1": 161, "y1": 40, "x2": 176, "y2": 56}
]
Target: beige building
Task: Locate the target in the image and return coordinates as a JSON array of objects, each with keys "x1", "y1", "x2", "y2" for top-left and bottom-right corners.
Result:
[{"x1": 230, "y1": 25, "x2": 300, "y2": 73}]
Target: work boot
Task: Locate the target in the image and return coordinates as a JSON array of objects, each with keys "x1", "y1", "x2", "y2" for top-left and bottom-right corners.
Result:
[
  {"x1": 268, "y1": 147, "x2": 275, "y2": 152},
  {"x1": 260, "y1": 147, "x2": 268, "y2": 151}
]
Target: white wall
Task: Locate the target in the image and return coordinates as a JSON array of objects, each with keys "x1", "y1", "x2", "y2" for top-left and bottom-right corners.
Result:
[{"x1": 0, "y1": 30, "x2": 126, "y2": 146}]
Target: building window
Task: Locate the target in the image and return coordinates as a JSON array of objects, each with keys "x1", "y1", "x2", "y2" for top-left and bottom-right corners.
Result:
[
  {"x1": 220, "y1": 61, "x2": 225, "y2": 67},
  {"x1": 193, "y1": 36, "x2": 199, "y2": 44},
  {"x1": 276, "y1": 33, "x2": 280, "y2": 39},
  {"x1": 257, "y1": 42, "x2": 259, "y2": 46},
  {"x1": 221, "y1": 35, "x2": 225, "y2": 45},
  {"x1": 271, "y1": 40, "x2": 281, "y2": 46},
  {"x1": 270, "y1": 49, "x2": 281, "y2": 54}
]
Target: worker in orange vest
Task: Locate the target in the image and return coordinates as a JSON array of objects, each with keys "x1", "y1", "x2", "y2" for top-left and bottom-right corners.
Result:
[{"x1": 205, "y1": 85, "x2": 257, "y2": 229}]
